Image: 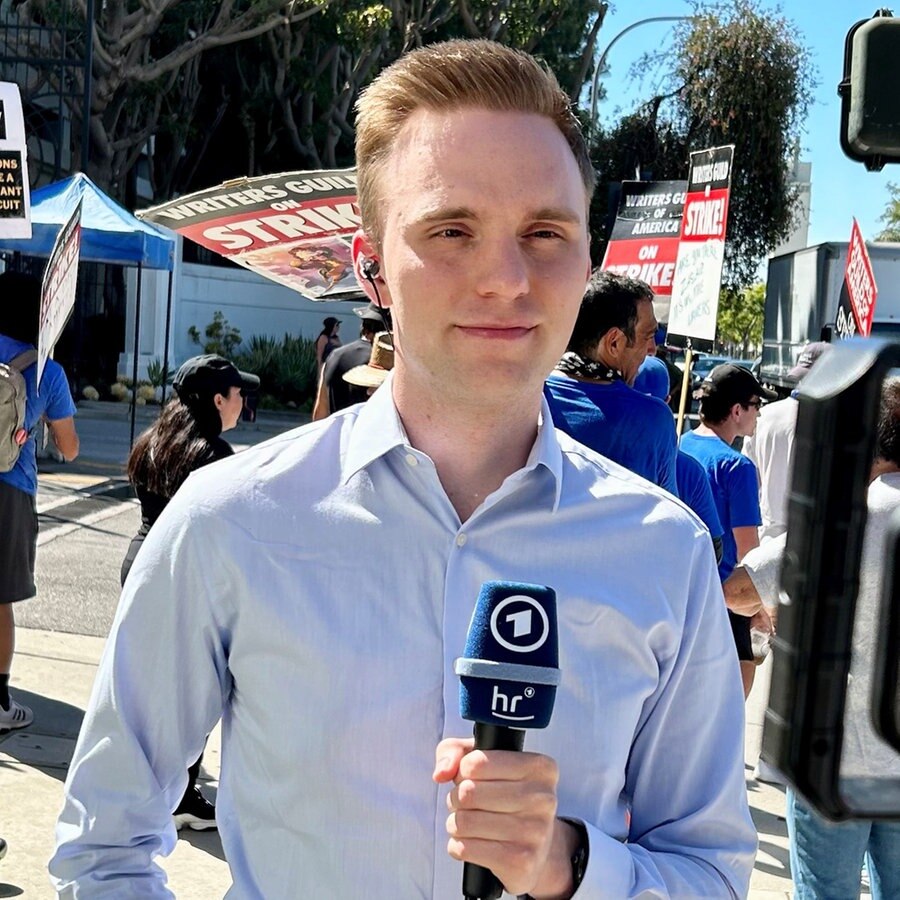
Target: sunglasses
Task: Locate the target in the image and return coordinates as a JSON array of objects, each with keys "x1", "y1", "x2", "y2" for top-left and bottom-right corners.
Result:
[{"x1": 745, "y1": 399, "x2": 763, "y2": 410}]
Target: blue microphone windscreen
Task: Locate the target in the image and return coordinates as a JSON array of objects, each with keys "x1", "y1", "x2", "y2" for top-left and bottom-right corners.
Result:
[{"x1": 456, "y1": 581, "x2": 559, "y2": 729}]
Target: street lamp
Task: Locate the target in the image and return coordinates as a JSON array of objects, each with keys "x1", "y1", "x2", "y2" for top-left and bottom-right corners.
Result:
[{"x1": 588, "y1": 15, "x2": 693, "y2": 129}]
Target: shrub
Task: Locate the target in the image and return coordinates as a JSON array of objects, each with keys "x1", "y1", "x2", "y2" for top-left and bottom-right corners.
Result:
[
  {"x1": 233, "y1": 332, "x2": 317, "y2": 408},
  {"x1": 146, "y1": 357, "x2": 174, "y2": 388},
  {"x1": 188, "y1": 311, "x2": 242, "y2": 357}
]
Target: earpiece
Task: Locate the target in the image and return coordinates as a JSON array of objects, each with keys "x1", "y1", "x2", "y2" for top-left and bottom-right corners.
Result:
[{"x1": 361, "y1": 258, "x2": 380, "y2": 280}]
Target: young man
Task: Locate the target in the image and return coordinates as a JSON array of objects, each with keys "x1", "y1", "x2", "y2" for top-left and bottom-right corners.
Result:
[
  {"x1": 52, "y1": 41, "x2": 755, "y2": 898},
  {"x1": 544, "y1": 271, "x2": 678, "y2": 494},
  {"x1": 681, "y1": 363, "x2": 776, "y2": 697},
  {"x1": 0, "y1": 272, "x2": 79, "y2": 734}
]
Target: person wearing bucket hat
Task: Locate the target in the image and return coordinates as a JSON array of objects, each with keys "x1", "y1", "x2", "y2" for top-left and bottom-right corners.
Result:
[
  {"x1": 312, "y1": 304, "x2": 392, "y2": 419},
  {"x1": 681, "y1": 363, "x2": 777, "y2": 698},
  {"x1": 342, "y1": 331, "x2": 394, "y2": 393},
  {"x1": 52, "y1": 41, "x2": 755, "y2": 900},
  {"x1": 118, "y1": 354, "x2": 258, "y2": 832}
]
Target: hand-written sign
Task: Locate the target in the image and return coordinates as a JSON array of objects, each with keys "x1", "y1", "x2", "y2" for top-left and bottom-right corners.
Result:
[{"x1": 666, "y1": 145, "x2": 735, "y2": 349}]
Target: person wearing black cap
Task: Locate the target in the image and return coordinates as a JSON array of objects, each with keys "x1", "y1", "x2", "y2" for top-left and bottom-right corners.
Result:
[
  {"x1": 120, "y1": 354, "x2": 258, "y2": 831},
  {"x1": 312, "y1": 303, "x2": 391, "y2": 419},
  {"x1": 681, "y1": 363, "x2": 777, "y2": 697}
]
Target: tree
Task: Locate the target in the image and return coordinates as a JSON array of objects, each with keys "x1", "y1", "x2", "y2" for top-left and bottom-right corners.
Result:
[
  {"x1": 876, "y1": 183, "x2": 900, "y2": 242},
  {"x1": 716, "y1": 282, "x2": 764, "y2": 357},
  {"x1": 590, "y1": 0, "x2": 816, "y2": 288},
  {"x1": 162, "y1": 0, "x2": 604, "y2": 198},
  {"x1": 5, "y1": 0, "x2": 605, "y2": 201},
  {"x1": 6, "y1": 0, "x2": 337, "y2": 198}
]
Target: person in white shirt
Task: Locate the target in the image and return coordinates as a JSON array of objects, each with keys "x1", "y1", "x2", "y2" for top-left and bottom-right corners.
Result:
[
  {"x1": 50, "y1": 39, "x2": 755, "y2": 899},
  {"x1": 742, "y1": 341, "x2": 829, "y2": 542}
]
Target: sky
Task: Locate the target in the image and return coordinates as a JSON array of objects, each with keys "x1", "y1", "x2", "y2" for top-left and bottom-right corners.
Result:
[{"x1": 594, "y1": 0, "x2": 896, "y2": 247}]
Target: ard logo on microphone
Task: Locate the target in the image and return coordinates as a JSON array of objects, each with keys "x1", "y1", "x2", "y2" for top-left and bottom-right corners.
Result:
[{"x1": 489, "y1": 595, "x2": 550, "y2": 653}]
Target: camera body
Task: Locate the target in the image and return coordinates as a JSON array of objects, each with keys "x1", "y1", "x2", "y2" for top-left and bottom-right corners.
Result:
[{"x1": 762, "y1": 338, "x2": 900, "y2": 819}]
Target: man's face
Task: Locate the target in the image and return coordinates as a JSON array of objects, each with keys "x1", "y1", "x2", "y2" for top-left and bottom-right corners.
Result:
[
  {"x1": 619, "y1": 299, "x2": 658, "y2": 385},
  {"x1": 735, "y1": 396, "x2": 761, "y2": 437},
  {"x1": 354, "y1": 107, "x2": 591, "y2": 408}
]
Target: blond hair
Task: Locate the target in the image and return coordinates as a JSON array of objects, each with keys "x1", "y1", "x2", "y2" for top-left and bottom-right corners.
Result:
[{"x1": 355, "y1": 39, "x2": 595, "y2": 245}]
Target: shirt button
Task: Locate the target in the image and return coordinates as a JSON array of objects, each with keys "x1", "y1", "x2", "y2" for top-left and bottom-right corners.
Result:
[
  {"x1": 456, "y1": 533, "x2": 467, "y2": 547},
  {"x1": 405, "y1": 453, "x2": 418, "y2": 466}
]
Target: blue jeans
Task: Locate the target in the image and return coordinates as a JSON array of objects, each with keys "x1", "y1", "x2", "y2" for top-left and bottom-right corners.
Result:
[{"x1": 787, "y1": 788, "x2": 900, "y2": 899}]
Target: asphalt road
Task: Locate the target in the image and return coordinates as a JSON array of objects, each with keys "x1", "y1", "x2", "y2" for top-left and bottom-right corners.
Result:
[{"x1": 22, "y1": 401, "x2": 302, "y2": 640}]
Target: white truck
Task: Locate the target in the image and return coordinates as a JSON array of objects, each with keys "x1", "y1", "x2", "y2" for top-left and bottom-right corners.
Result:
[{"x1": 760, "y1": 241, "x2": 900, "y2": 391}]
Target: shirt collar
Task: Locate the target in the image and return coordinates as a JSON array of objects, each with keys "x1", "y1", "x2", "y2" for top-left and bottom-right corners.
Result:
[
  {"x1": 341, "y1": 372, "x2": 408, "y2": 483},
  {"x1": 341, "y1": 376, "x2": 564, "y2": 511}
]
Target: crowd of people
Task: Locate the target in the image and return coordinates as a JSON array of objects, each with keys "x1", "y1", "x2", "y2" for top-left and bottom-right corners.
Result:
[{"x1": 0, "y1": 36, "x2": 897, "y2": 900}]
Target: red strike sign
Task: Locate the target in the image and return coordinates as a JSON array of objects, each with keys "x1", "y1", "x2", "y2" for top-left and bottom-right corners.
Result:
[
  {"x1": 680, "y1": 188, "x2": 729, "y2": 242},
  {"x1": 844, "y1": 219, "x2": 878, "y2": 337}
]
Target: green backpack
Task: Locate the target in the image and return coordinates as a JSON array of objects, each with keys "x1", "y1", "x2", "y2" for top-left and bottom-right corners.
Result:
[{"x1": 0, "y1": 348, "x2": 38, "y2": 473}]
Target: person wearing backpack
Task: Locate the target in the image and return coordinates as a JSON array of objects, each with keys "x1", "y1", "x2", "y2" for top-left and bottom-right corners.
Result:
[{"x1": 0, "y1": 271, "x2": 79, "y2": 733}]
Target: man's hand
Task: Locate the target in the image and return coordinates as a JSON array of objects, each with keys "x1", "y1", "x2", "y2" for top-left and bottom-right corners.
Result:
[{"x1": 433, "y1": 737, "x2": 579, "y2": 900}]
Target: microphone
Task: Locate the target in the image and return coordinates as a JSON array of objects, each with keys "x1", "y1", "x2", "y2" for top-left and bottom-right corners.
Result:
[{"x1": 454, "y1": 581, "x2": 560, "y2": 900}]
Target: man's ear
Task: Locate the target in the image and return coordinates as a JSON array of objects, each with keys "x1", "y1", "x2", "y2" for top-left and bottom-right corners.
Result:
[
  {"x1": 351, "y1": 230, "x2": 391, "y2": 307},
  {"x1": 599, "y1": 328, "x2": 625, "y2": 364}
]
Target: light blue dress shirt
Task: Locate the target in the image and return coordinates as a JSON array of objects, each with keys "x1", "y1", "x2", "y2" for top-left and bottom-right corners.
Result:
[{"x1": 51, "y1": 378, "x2": 756, "y2": 898}]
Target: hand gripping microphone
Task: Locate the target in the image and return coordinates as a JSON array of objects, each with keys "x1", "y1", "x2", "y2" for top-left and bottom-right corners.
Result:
[{"x1": 454, "y1": 581, "x2": 560, "y2": 900}]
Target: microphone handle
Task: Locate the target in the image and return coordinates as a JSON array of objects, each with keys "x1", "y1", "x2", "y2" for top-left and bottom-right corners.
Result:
[{"x1": 462, "y1": 722, "x2": 526, "y2": 900}]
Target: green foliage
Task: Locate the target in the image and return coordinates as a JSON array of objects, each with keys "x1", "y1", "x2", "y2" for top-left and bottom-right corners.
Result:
[
  {"x1": 716, "y1": 282, "x2": 765, "y2": 356},
  {"x1": 591, "y1": 0, "x2": 816, "y2": 289},
  {"x1": 188, "y1": 311, "x2": 243, "y2": 357},
  {"x1": 146, "y1": 357, "x2": 175, "y2": 388},
  {"x1": 233, "y1": 333, "x2": 318, "y2": 407},
  {"x1": 876, "y1": 183, "x2": 900, "y2": 242}
]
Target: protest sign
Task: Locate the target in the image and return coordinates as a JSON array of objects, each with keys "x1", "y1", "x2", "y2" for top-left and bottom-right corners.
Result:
[
  {"x1": 38, "y1": 202, "x2": 82, "y2": 387},
  {"x1": 138, "y1": 170, "x2": 361, "y2": 301},
  {"x1": 601, "y1": 180, "x2": 686, "y2": 322},
  {"x1": 835, "y1": 218, "x2": 878, "y2": 340},
  {"x1": 0, "y1": 82, "x2": 31, "y2": 239},
  {"x1": 666, "y1": 145, "x2": 735, "y2": 351}
]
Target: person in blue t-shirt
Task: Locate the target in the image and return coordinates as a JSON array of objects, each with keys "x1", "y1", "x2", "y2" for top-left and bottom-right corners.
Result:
[
  {"x1": 681, "y1": 362, "x2": 775, "y2": 697},
  {"x1": 544, "y1": 270, "x2": 678, "y2": 495},
  {"x1": 634, "y1": 357, "x2": 724, "y2": 564},
  {"x1": 0, "y1": 272, "x2": 79, "y2": 734}
]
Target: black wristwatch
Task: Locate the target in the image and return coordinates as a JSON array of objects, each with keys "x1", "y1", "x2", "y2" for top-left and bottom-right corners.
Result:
[{"x1": 518, "y1": 818, "x2": 589, "y2": 900}]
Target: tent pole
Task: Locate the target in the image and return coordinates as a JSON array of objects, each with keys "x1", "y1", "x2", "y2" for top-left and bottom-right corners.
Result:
[
  {"x1": 160, "y1": 269, "x2": 174, "y2": 406},
  {"x1": 130, "y1": 262, "x2": 142, "y2": 447}
]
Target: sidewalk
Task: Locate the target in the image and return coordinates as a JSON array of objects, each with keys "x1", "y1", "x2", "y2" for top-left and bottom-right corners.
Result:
[{"x1": 1, "y1": 627, "x2": 797, "y2": 898}]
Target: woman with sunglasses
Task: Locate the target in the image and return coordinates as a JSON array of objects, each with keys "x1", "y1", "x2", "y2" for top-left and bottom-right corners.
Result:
[{"x1": 121, "y1": 355, "x2": 258, "y2": 830}]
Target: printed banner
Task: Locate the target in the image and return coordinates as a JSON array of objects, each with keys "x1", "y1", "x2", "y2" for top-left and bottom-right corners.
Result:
[
  {"x1": 835, "y1": 218, "x2": 877, "y2": 339},
  {"x1": 138, "y1": 170, "x2": 362, "y2": 301},
  {"x1": 38, "y1": 202, "x2": 82, "y2": 387},
  {"x1": 0, "y1": 82, "x2": 31, "y2": 239},
  {"x1": 601, "y1": 180, "x2": 686, "y2": 322},
  {"x1": 666, "y1": 145, "x2": 735, "y2": 350}
]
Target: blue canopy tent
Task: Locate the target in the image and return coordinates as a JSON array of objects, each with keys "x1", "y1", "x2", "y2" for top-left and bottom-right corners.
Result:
[{"x1": 0, "y1": 173, "x2": 177, "y2": 444}]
